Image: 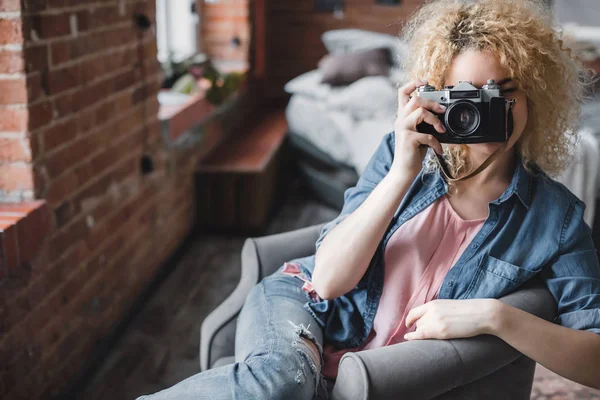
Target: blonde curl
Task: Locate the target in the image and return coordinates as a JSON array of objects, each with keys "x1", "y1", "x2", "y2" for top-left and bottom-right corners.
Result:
[{"x1": 396, "y1": 0, "x2": 597, "y2": 178}]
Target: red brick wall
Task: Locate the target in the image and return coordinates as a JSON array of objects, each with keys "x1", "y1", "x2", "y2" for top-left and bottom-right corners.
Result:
[
  {"x1": 200, "y1": 0, "x2": 249, "y2": 67},
  {"x1": 0, "y1": 1, "x2": 243, "y2": 398},
  {"x1": 0, "y1": 0, "x2": 34, "y2": 201}
]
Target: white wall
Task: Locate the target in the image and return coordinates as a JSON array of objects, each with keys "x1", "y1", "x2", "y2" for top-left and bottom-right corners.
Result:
[{"x1": 156, "y1": 0, "x2": 199, "y2": 63}]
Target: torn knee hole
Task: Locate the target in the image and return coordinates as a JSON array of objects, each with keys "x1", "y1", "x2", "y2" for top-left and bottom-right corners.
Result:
[
  {"x1": 298, "y1": 337, "x2": 321, "y2": 368},
  {"x1": 287, "y1": 321, "x2": 323, "y2": 370}
]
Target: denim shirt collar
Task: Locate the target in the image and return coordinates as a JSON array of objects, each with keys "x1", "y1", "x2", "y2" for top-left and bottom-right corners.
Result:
[
  {"x1": 491, "y1": 157, "x2": 532, "y2": 209},
  {"x1": 432, "y1": 155, "x2": 532, "y2": 209}
]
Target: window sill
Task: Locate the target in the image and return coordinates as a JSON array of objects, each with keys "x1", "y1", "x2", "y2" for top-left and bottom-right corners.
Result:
[
  {"x1": 158, "y1": 68, "x2": 249, "y2": 149},
  {"x1": 0, "y1": 200, "x2": 51, "y2": 281}
]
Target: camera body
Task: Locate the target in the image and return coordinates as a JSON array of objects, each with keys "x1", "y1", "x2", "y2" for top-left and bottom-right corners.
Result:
[{"x1": 415, "y1": 80, "x2": 510, "y2": 144}]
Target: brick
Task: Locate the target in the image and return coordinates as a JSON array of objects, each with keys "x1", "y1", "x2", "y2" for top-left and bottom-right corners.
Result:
[
  {"x1": 47, "y1": 64, "x2": 81, "y2": 95},
  {"x1": 75, "y1": 10, "x2": 91, "y2": 33},
  {"x1": 0, "y1": 18, "x2": 23, "y2": 45},
  {"x1": 44, "y1": 134, "x2": 97, "y2": 178},
  {"x1": 0, "y1": 163, "x2": 33, "y2": 192},
  {"x1": 104, "y1": 48, "x2": 136, "y2": 78},
  {"x1": 0, "y1": 295, "x2": 29, "y2": 339},
  {"x1": 0, "y1": 136, "x2": 31, "y2": 162},
  {"x1": 73, "y1": 174, "x2": 112, "y2": 213},
  {"x1": 47, "y1": 217, "x2": 87, "y2": 262},
  {"x1": 112, "y1": 69, "x2": 135, "y2": 93},
  {"x1": 26, "y1": 72, "x2": 43, "y2": 103},
  {"x1": 0, "y1": 107, "x2": 28, "y2": 132},
  {"x1": 132, "y1": 84, "x2": 148, "y2": 104},
  {"x1": 51, "y1": 35, "x2": 97, "y2": 66},
  {"x1": 76, "y1": 108, "x2": 95, "y2": 135},
  {"x1": 53, "y1": 92, "x2": 74, "y2": 118},
  {"x1": 29, "y1": 131, "x2": 41, "y2": 161},
  {"x1": 23, "y1": 44, "x2": 48, "y2": 73},
  {"x1": 44, "y1": 169, "x2": 78, "y2": 206},
  {"x1": 111, "y1": 153, "x2": 139, "y2": 182},
  {"x1": 28, "y1": 14, "x2": 71, "y2": 40},
  {"x1": 114, "y1": 106, "x2": 144, "y2": 138},
  {"x1": 44, "y1": 118, "x2": 77, "y2": 152},
  {"x1": 28, "y1": 100, "x2": 53, "y2": 130},
  {"x1": 22, "y1": 1, "x2": 48, "y2": 13},
  {"x1": 94, "y1": 101, "x2": 116, "y2": 126},
  {"x1": 0, "y1": 78, "x2": 27, "y2": 104},
  {"x1": 49, "y1": 40, "x2": 70, "y2": 66},
  {"x1": 89, "y1": 6, "x2": 125, "y2": 30},
  {"x1": 44, "y1": 0, "x2": 69, "y2": 9},
  {"x1": 80, "y1": 55, "x2": 105, "y2": 85},
  {"x1": 0, "y1": 0, "x2": 21, "y2": 12},
  {"x1": 102, "y1": 25, "x2": 136, "y2": 48},
  {"x1": 0, "y1": 220, "x2": 20, "y2": 272},
  {"x1": 53, "y1": 200, "x2": 75, "y2": 228},
  {"x1": 14, "y1": 202, "x2": 52, "y2": 266},
  {"x1": 72, "y1": 79, "x2": 112, "y2": 112},
  {"x1": 0, "y1": 50, "x2": 23, "y2": 74}
]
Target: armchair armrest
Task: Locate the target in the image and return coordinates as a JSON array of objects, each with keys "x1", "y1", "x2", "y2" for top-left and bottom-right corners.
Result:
[
  {"x1": 332, "y1": 275, "x2": 557, "y2": 400},
  {"x1": 200, "y1": 224, "x2": 325, "y2": 371}
]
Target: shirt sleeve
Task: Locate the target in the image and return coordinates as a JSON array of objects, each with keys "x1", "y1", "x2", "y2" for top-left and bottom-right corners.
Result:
[
  {"x1": 540, "y1": 198, "x2": 600, "y2": 335},
  {"x1": 314, "y1": 131, "x2": 396, "y2": 252}
]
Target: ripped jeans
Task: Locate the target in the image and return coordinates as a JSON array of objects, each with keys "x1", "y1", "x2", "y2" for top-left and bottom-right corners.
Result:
[{"x1": 136, "y1": 264, "x2": 332, "y2": 400}]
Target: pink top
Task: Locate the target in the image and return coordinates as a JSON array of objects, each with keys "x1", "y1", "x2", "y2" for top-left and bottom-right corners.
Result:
[{"x1": 319, "y1": 195, "x2": 485, "y2": 380}]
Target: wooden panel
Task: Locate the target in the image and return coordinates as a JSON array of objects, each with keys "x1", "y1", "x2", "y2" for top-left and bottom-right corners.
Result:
[
  {"x1": 195, "y1": 109, "x2": 288, "y2": 233},
  {"x1": 198, "y1": 110, "x2": 287, "y2": 172}
]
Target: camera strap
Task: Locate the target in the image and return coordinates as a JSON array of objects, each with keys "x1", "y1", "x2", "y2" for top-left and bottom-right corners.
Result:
[{"x1": 434, "y1": 98, "x2": 518, "y2": 183}]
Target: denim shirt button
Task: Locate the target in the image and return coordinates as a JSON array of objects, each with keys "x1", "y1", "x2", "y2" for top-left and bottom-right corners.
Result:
[
  {"x1": 447, "y1": 281, "x2": 453, "y2": 286},
  {"x1": 471, "y1": 243, "x2": 478, "y2": 249}
]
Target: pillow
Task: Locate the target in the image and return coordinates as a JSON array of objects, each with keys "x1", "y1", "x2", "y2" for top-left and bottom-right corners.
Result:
[
  {"x1": 388, "y1": 66, "x2": 410, "y2": 86},
  {"x1": 321, "y1": 29, "x2": 409, "y2": 66},
  {"x1": 326, "y1": 76, "x2": 398, "y2": 120},
  {"x1": 283, "y1": 69, "x2": 332, "y2": 100},
  {"x1": 318, "y1": 47, "x2": 393, "y2": 86}
]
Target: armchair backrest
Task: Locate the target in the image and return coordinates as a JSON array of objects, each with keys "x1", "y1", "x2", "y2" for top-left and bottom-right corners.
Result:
[{"x1": 250, "y1": 223, "x2": 325, "y2": 280}]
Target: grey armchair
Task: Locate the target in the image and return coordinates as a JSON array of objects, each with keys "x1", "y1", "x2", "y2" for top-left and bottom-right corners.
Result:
[{"x1": 200, "y1": 224, "x2": 558, "y2": 399}]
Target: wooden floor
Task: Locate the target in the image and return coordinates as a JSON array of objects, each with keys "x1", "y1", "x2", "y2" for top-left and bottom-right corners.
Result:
[{"x1": 71, "y1": 178, "x2": 600, "y2": 400}]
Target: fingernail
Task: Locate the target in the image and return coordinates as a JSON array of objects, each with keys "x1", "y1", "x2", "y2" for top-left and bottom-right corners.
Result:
[{"x1": 439, "y1": 104, "x2": 447, "y2": 111}]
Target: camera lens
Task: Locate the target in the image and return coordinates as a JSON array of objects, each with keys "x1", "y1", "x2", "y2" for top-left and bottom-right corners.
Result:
[{"x1": 445, "y1": 101, "x2": 480, "y2": 137}]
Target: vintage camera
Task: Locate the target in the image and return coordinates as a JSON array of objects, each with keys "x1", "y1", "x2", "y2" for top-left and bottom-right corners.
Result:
[{"x1": 416, "y1": 80, "x2": 513, "y2": 144}]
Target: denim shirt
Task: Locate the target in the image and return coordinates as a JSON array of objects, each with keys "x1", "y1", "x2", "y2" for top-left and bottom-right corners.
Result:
[{"x1": 288, "y1": 132, "x2": 600, "y2": 349}]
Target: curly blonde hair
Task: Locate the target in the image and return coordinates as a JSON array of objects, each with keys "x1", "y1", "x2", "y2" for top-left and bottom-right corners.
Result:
[{"x1": 398, "y1": 0, "x2": 596, "y2": 178}]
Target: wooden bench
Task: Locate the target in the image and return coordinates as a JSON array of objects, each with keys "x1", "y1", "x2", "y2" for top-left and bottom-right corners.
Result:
[{"x1": 195, "y1": 108, "x2": 288, "y2": 234}]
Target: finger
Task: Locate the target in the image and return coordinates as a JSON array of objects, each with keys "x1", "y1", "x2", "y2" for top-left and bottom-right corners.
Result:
[
  {"x1": 415, "y1": 133, "x2": 444, "y2": 156},
  {"x1": 403, "y1": 96, "x2": 447, "y2": 118},
  {"x1": 398, "y1": 79, "x2": 428, "y2": 112},
  {"x1": 405, "y1": 107, "x2": 446, "y2": 135},
  {"x1": 405, "y1": 304, "x2": 428, "y2": 328},
  {"x1": 404, "y1": 330, "x2": 428, "y2": 340}
]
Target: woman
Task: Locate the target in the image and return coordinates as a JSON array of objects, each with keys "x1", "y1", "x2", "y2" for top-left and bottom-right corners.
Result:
[{"x1": 138, "y1": 0, "x2": 600, "y2": 399}]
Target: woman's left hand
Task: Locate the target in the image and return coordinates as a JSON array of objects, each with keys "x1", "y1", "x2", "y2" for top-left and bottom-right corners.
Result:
[{"x1": 404, "y1": 299, "x2": 503, "y2": 340}]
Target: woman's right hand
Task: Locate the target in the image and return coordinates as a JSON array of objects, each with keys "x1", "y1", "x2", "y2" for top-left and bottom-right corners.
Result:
[{"x1": 392, "y1": 79, "x2": 447, "y2": 176}]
